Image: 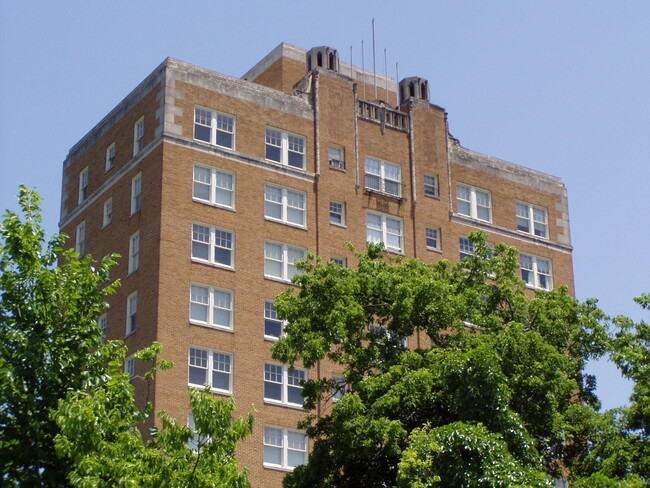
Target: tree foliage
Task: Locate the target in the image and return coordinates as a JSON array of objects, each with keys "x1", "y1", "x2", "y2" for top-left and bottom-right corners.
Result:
[
  {"x1": 0, "y1": 186, "x2": 117, "y2": 486},
  {"x1": 54, "y1": 342, "x2": 254, "y2": 488},
  {"x1": 0, "y1": 187, "x2": 253, "y2": 487},
  {"x1": 271, "y1": 234, "x2": 613, "y2": 487}
]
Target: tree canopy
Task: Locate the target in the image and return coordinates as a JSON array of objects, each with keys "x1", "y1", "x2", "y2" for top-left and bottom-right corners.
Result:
[
  {"x1": 271, "y1": 235, "x2": 647, "y2": 487},
  {"x1": 0, "y1": 186, "x2": 253, "y2": 487}
]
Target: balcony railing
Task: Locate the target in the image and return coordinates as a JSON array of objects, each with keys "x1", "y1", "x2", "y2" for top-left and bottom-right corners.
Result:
[{"x1": 357, "y1": 100, "x2": 409, "y2": 132}]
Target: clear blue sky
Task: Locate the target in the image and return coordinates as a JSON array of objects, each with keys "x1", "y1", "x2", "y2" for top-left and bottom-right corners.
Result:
[{"x1": 1, "y1": 1, "x2": 648, "y2": 410}]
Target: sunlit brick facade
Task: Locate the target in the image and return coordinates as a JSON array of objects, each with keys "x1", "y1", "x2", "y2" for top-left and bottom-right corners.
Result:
[{"x1": 59, "y1": 42, "x2": 573, "y2": 487}]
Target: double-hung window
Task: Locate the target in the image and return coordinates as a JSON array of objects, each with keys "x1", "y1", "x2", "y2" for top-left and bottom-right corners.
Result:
[
  {"x1": 264, "y1": 185, "x2": 306, "y2": 227},
  {"x1": 193, "y1": 164, "x2": 235, "y2": 209},
  {"x1": 332, "y1": 377, "x2": 347, "y2": 401},
  {"x1": 97, "y1": 312, "x2": 107, "y2": 339},
  {"x1": 75, "y1": 221, "x2": 86, "y2": 256},
  {"x1": 131, "y1": 173, "x2": 142, "y2": 215},
  {"x1": 103, "y1": 198, "x2": 112, "y2": 227},
  {"x1": 126, "y1": 292, "x2": 137, "y2": 335},
  {"x1": 264, "y1": 363, "x2": 306, "y2": 407},
  {"x1": 191, "y1": 223, "x2": 234, "y2": 268},
  {"x1": 78, "y1": 167, "x2": 89, "y2": 204},
  {"x1": 328, "y1": 145, "x2": 345, "y2": 170},
  {"x1": 459, "y1": 236, "x2": 475, "y2": 261},
  {"x1": 329, "y1": 200, "x2": 345, "y2": 226},
  {"x1": 457, "y1": 184, "x2": 491, "y2": 222},
  {"x1": 264, "y1": 242, "x2": 306, "y2": 282},
  {"x1": 128, "y1": 231, "x2": 140, "y2": 274},
  {"x1": 265, "y1": 128, "x2": 306, "y2": 170},
  {"x1": 516, "y1": 202, "x2": 548, "y2": 238},
  {"x1": 365, "y1": 157, "x2": 401, "y2": 197},
  {"x1": 263, "y1": 426, "x2": 307, "y2": 470},
  {"x1": 194, "y1": 108, "x2": 235, "y2": 149},
  {"x1": 125, "y1": 355, "x2": 135, "y2": 384},
  {"x1": 264, "y1": 300, "x2": 285, "y2": 340},
  {"x1": 190, "y1": 284, "x2": 233, "y2": 330},
  {"x1": 133, "y1": 117, "x2": 144, "y2": 156},
  {"x1": 330, "y1": 256, "x2": 346, "y2": 268},
  {"x1": 424, "y1": 174, "x2": 439, "y2": 198},
  {"x1": 105, "y1": 142, "x2": 115, "y2": 171},
  {"x1": 188, "y1": 346, "x2": 233, "y2": 393},
  {"x1": 366, "y1": 212, "x2": 403, "y2": 253},
  {"x1": 426, "y1": 226, "x2": 440, "y2": 251},
  {"x1": 520, "y1": 254, "x2": 553, "y2": 290}
]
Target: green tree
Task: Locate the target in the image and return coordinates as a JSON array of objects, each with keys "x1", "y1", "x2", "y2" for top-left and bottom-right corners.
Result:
[
  {"x1": 53, "y1": 342, "x2": 254, "y2": 488},
  {"x1": 565, "y1": 295, "x2": 650, "y2": 486},
  {"x1": 0, "y1": 186, "x2": 117, "y2": 486},
  {"x1": 271, "y1": 234, "x2": 609, "y2": 487},
  {"x1": 0, "y1": 187, "x2": 253, "y2": 487}
]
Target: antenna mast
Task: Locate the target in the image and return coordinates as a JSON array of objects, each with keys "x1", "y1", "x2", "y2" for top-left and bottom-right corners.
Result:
[{"x1": 372, "y1": 18, "x2": 377, "y2": 100}]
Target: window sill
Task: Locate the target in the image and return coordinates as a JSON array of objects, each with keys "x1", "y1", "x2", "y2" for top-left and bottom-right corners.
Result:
[
  {"x1": 125, "y1": 330, "x2": 136, "y2": 338},
  {"x1": 193, "y1": 138, "x2": 235, "y2": 152},
  {"x1": 263, "y1": 463, "x2": 297, "y2": 473},
  {"x1": 263, "y1": 400, "x2": 305, "y2": 410},
  {"x1": 265, "y1": 158, "x2": 306, "y2": 172},
  {"x1": 329, "y1": 222, "x2": 347, "y2": 228},
  {"x1": 264, "y1": 335, "x2": 281, "y2": 342},
  {"x1": 192, "y1": 197, "x2": 236, "y2": 212},
  {"x1": 189, "y1": 321, "x2": 235, "y2": 333},
  {"x1": 517, "y1": 230, "x2": 549, "y2": 241},
  {"x1": 424, "y1": 194, "x2": 440, "y2": 200},
  {"x1": 264, "y1": 217, "x2": 307, "y2": 231},
  {"x1": 426, "y1": 247, "x2": 442, "y2": 254},
  {"x1": 264, "y1": 275, "x2": 299, "y2": 286},
  {"x1": 187, "y1": 384, "x2": 233, "y2": 396},
  {"x1": 363, "y1": 187, "x2": 405, "y2": 201},
  {"x1": 190, "y1": 258, "x2": 235, "y2": 272}
]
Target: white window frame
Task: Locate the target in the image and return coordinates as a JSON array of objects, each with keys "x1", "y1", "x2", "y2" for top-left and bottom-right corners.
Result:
[
  {"x1": 105, "y1": 142, "x2": 115, "y2": 172},
  {"x1": 263, "y1": 426, "x2": 308, "y2": 471},
  {"x1": 425, "y1": 226, "x2": 441, "y2": 251},
  {"x1": 330, "y1": 256, "x2": 346, "y2": 268},
  {"x1": 459, "y1": 236, "x2": 475, "y2": 261},
  {"x1": 194, "y1": 107, "x2": 235, "y2": 149},
  {"x1": 366, "y1": 212, "x2": 403, "y2": 253},
  {"x1": 264, "y1": 184, "x2": 306, "y2": 228},
  {"x1": 456, "y1": 183, "x2": 492, "y2": 222},
  {"x1": 263, "y1": 362, "x2": 307, "y2": 407},
  {"x1": 188, "y1": 346, "x2": 233, "y2": 394},
  {"x1": 328, "y1": 145, "x2": 345, "y2": 170},
  {"x1": 128, "y1": 231, "x2": 140, "y2": 274},
  {"x1": 329, "y1": 200, "x2": 345, "y2": 226},
  {"x1": 264, "y1": 241, "x2": 306, "y2": 282},
  {"x1": 125, "y1": 355, "x2": 135, "y2": 384},
  {"x1": 131, "y1": 173, "x2": 142, "y2": 215},
  {"x1": 516, "y1": 202, "x2": 548, "y2": 238},
  {"x1": 424, "y1": 173, "x2": 439, "y2": 198},
  {"x1": 332, "y1": 376, "x2": 347, "y2": 401},
  {"x1": 126, "y1": 291, "x2": 137, "y2": 336},
  {"x1": 264, "y1": 299, "x2": 286, "y2": 341},
  {"x1": 189, "y1": 284, "x2": 233, "y2": 330},
  {"x1": 520, "y1": 254, "x2": 553, "y2": 290},
  {"x1": 133, "y1": 117, "x2": 144, "y2": 156},
  {"x1": 192, "y1": 164, "x2": 235, "y2": 209},
  {"x1": 191, "y1": 223, "x2": 234, "y2": 269},
  {"x1": 364, "y1": 157, "x2": 402, "y2": 198},
  {"x1": 97, "y1": 312, "x2": 107, "y2": 338},
  {"x1": 265, "y1": 128, "x2": 306, "y2": 170},
  {"x1": 75, "y1": 221, "x2": 86, "y2": 256},
  {"x1": 103, "y1": 198, "x2": 112, "y2": 227},
  {"x1": 78, "y1": 167, "x2": 89, "y2": 204}
]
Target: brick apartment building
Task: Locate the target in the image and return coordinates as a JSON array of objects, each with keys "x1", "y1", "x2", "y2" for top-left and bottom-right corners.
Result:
[{"x1": 59, "y1": 42, "x2": 574, "y2": 486}]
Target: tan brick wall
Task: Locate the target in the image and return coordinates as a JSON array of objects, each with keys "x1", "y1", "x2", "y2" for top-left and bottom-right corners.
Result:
[{"x1": 60, "y1": 48, "x2": 576, "y2": 487}]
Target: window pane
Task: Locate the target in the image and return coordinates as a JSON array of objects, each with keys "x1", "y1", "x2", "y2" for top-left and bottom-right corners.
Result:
[
  {"x1": 264, "y1": 445, "x2": 282, "y2": 465},
  {"x1": 195, "y1": 124, "x2": 211, "y2": 142},
  {"x1": 216, "y1": 130, "x2": 233, "y2": 149},
  {"x1": 192, "y1": 224, "x2": 210, "y2": 260},
  {"x1": 212, "y1": 371, "x2": 230, "y2": 391},
  {"x1": 189, "y1": 366, "x2": 207, "y2": 386}
]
